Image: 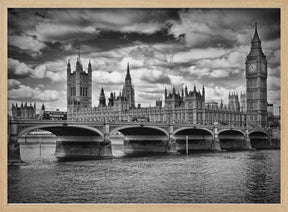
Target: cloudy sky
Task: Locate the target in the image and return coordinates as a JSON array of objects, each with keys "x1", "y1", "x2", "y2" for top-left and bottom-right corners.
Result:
[{"x1": 8, "y1": 8, "x2": 280, "y2": 114}]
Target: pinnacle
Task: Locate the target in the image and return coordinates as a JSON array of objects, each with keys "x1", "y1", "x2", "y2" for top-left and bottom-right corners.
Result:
[{"x1": 252, "y1": 22, "x2": 261, "y2": 43}]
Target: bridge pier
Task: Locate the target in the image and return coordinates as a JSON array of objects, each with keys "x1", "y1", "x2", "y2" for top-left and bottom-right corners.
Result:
[
  {"x1": 8, "y1": 120, "x2": 23, "y2": 165},
  {"x1": 168, "y1": 125, "x2": 177, "y2": 153},
  {"x1": 54, "y1": 136, "x2": 112, "y2": 160},
  {"x1": 244, "y1": 129, "x2": 254, "y2": 150},
  {"x1": 212, "y1": 127, "x2": 222, "y2": 152},
  {"x1": 103, "y1": 123, "x2": 113, "y2": 157},
  {"x1": 55, "y1": 123, "x2": 112, "y2": 159}
]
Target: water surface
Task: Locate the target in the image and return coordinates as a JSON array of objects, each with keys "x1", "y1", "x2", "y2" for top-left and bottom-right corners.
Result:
[{"x1": 8, "y1": 142, "x2": 280, "y2": 203}]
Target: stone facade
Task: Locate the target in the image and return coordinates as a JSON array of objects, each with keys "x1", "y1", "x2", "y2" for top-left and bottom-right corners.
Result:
[
  {"x1": 12, "y1": 102, "x2": 36, "y2": 120},
  {"x1": 68, "y1": 25, "x2": 268, "y2": 128},
  {"x1": 245, "y1": 23, "x2": 268, "y2": 128},
  {"x1": 67, "y1": 57, "x2": 92, "y2": 119}
]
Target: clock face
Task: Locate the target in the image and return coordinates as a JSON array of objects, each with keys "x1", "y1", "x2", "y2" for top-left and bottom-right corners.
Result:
[{"x1": 248, "y1": 63, "x2": 257, "y2": 73}]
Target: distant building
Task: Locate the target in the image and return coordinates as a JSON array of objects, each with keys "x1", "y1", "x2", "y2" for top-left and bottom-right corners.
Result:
[
  {"x1": 67, "y1": 24, "x2": 268, "y2": 128},
  {"x1": 267, "y1": 103, "x2": 280, "y2": 128},
  {"x1": 67, "y1": 56, "x2": 92, "y2": 119},
  {"x1": 246, "y1": 23, "x2": 268, "y2": 128},
  {"x1": 99, "y1": 87, "x2": 106, "y2": 107},
  {"x1": 122, "y1": 62, "x2": 135, "y2": 109},
  {"x1": 267, "y1": 103, "x2": 274, "y2": 117},
  {"x1": 240, "y1": 92, "x2": 247, "y2": 112},
  {"x1": 11, "y1": 102, "x2": 36, "y2": 120}
]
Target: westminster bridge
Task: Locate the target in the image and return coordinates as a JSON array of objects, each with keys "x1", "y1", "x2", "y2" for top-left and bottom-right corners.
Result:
[{"x1": 8, "y1": 119, "x2": 278, "y2": 163}]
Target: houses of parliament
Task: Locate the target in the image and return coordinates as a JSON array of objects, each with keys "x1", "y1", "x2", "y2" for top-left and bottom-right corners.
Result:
[{"x1": 66, "y1": 24, "x2": 268, "y2": 128}]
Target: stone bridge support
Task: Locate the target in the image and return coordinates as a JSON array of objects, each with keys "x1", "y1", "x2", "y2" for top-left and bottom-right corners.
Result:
[
  {"x1": 244, "y1": 129, "x2": 253, "y2": 150},
  {"x1": 212, "y1": 127, "x2": 222, "y2": 151},
  {"x1": 168, "y1": 124, "x2": 176, "y2": 153},
  {"x1": 8, "y1": 121, "x2": 113, "y2": 163},
  {"x1": 102, "y1": 123, "x2": 113, "y2": 156},
  {"x1": 8, "y1": 120, "x2": 22, "y2": 164}
]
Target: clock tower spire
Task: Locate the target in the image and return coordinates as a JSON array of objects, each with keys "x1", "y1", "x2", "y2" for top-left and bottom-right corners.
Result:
[{"x1": 245, "y1": 22, "x2": 268, "y2": 128}]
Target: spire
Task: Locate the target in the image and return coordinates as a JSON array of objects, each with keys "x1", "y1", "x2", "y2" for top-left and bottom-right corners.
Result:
[
  {"x1": 67, "y1": 59, "x2": 71, "y2": 74},
  {"x1": 99, "y1": 87, "x2": 106, "y2": 107},
  {"x1": 101, "y1": 87, "x2": 105, "y2": 95},
  {"x1": 41, "y1": 103, "x2": 45, "y2": 111},
  {"x1": 252, "y1": 22, "x2": 261, "y2": 43},
  {"x1": 88, "y1": 59, "x2": 91, "y2": 68},
  {"x1": 125, "y1": 62, "x2": 131, "y2": 81},
  {"x1": 247, "y1": 22, "x2": 265, "y2": 58}
]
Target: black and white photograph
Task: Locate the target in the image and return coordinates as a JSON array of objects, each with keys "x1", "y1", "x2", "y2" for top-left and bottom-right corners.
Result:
[{"x1": 7, "y1": 8, "x2": 280, "y2": 204}]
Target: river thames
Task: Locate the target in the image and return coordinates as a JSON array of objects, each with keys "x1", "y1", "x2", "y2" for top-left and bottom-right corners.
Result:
[{"x1": 8, "y1": 140, "x2": 280, "y2": 204}]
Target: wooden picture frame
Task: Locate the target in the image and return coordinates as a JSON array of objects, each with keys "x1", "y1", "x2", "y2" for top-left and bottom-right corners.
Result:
[{"x1": 0, "y1": 0, "x2": 287, "y2": 211}]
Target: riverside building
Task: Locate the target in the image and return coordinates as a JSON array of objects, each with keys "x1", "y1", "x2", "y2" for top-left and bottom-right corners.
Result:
[{"x1": 66, "y1": 24, "x2": 268, "y2": 128}]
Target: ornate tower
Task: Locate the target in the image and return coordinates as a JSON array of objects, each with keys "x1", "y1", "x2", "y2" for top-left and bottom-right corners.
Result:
[
  {"x1": 99, "y1": 87, "x2": 106, "y2": 107},
  {"x1": 246, "y1": 23, "x2": 268, "y2": 127},
  {"x1": 122, "y1": 62, "x2": 135, "y2": 109},
  {"x1": 228, "y1": 92, "x2": 240, "y2": 111},
  {"x1": 67, "y1": 55, "x2": 92, "y2": 118}
]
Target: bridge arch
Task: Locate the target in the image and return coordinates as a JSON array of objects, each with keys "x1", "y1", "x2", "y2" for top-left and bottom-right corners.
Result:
[
  {"x1": 110, "y1": 125, "x2": 169, "y2": 155},
  {"x1": 110, "y1": 125, "x2": 169, "y2": 137},
  {"x1": 174, "y1": 127, "x2": 213, "y2": 136},
  {"x1": 218, "y1": 129, "x2": 246, "y2": 150},
  {"x1": 218, "y1": 129, "x2": 245, "y2": 136},
  {"x1": 173, "y1": 127, "x2": 214, "y2": 153},
  {"x1": 18, "y1": 124, "x2": 104, "y2": 139},
  {"x1": 249, "y1": 130, "x2": 268, "y2": 137},
  {"x1": 16, "y1": 124, "x2": 107, "y2": 160},
  {"x1": 249, "y1": 130, "x2": 269, "y2": 149}
]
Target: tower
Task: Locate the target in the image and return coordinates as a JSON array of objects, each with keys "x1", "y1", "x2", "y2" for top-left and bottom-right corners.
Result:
[
  {"x1": 108, "y1": 92, "x2": 114, "y2": 107},
  {"x1": 122, "y1": 62, "x2": 135, "y2": 109},
  {"x1": 67, "y1": 55, "x2": 92, "y2": 117},
  {"x1": 11, "y1": 102, "x2": 36, "y2": 120},
  {"x1": 246, "y1": 23, "x2": 268, "y2": 127},
  {"x1": 99, "y1": 87, "x2": 106, "y2": 107},
  {"x1": 228, "y1": 92, "x2": 240, "y2": 111},
  {"x1": 240, "y1": 92, "x2": 247, "y2": 112}
]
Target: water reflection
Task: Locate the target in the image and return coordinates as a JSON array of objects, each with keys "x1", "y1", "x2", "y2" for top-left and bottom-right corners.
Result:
[
  {"x1": 244, "y1": 151, "x2": 280, "y2": 203},
  {"x1": 8, "y1": 143, "x2": 280, "y2": 203}
]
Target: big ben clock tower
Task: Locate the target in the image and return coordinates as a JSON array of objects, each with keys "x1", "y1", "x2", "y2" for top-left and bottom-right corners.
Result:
[{"x1": 246, "y1": 23, "x2": 268, "y2": 128}]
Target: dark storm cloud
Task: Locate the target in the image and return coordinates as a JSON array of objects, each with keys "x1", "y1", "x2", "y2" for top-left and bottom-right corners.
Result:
[
  {"x1": 169, "y1": 8, "x2": 280, "y2": 48},
  {"x1": 7, "y1": 8, "x2": 280, "y2": 110}
]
